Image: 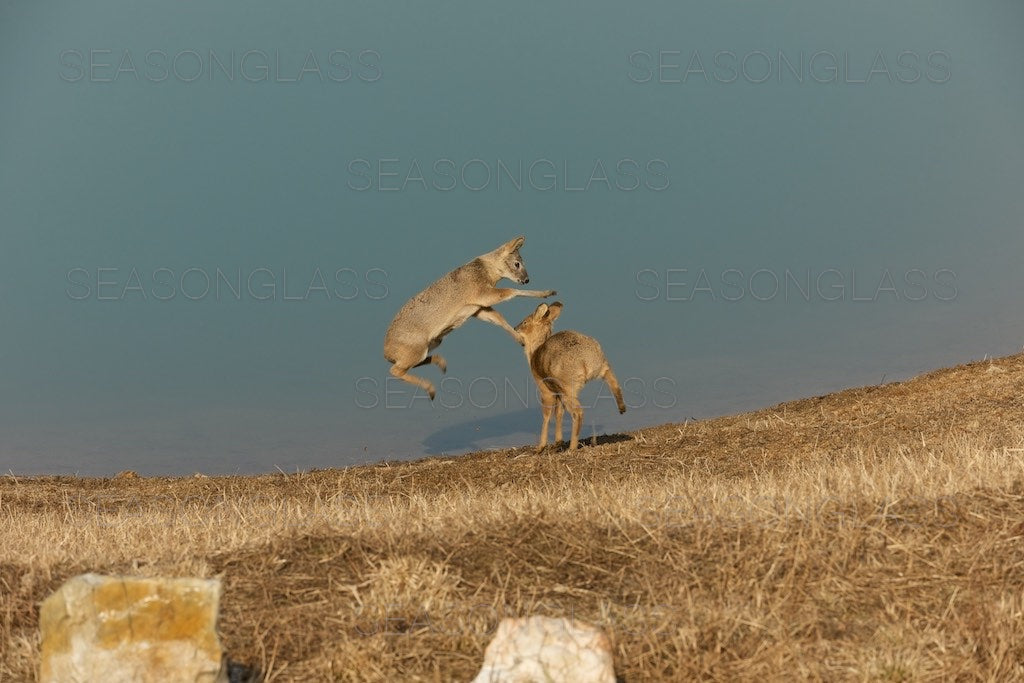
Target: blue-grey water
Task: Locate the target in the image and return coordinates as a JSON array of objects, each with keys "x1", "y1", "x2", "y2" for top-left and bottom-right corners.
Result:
[{"x1": 2, "y1": 1, "x2": 1022, "y2": 475}]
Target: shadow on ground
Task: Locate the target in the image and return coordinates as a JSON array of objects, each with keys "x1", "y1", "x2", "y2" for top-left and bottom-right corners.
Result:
[{"x1": 422, "y1": 409, "x2": 627, "y2": 454}]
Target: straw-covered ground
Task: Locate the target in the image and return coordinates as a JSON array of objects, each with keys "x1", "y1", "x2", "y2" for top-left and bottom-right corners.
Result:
[{"x1": 3, "y1": 353, "x2": 1024, "y2": 681}]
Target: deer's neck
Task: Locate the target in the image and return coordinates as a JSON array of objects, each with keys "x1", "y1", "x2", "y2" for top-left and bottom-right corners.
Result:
[
  {"x1": 522, "y1": 337, "x2": 548, "y2": 365},
  {"x1": 474, "y1": 257, "x2": 504, "y2": 286}
]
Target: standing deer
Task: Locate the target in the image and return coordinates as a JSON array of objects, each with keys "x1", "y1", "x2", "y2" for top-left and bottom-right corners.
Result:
[{"x1": 515, "y1": 302, "x2": 626, "y2": 451}]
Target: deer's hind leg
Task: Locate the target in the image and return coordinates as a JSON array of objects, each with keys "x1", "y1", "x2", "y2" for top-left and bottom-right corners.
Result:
[
  {"x1": 388, "y1": 344, "x2": 438, "y2": 400},
  {"x1": 554, "y1": 398, "x2": 565, "y2": 445},
  {"x1": 414, "y1": 354, "x2": 447, "y2": 374},
  {"x1": 601, "y1": 364, "x2": 626, "y2": 414}
]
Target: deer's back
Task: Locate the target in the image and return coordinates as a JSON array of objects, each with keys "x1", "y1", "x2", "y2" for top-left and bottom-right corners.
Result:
[
  {"x1": 385, "y1": 259, "x2": 491, "y2": 348},
  {"x1": 532, "y1": 330, "x2": 606, "y2": 385}
]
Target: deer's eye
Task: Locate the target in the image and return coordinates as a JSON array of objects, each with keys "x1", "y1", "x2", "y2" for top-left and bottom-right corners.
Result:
[{"x1": 514, "y1": 261, "x2": 521, "y2": 269}]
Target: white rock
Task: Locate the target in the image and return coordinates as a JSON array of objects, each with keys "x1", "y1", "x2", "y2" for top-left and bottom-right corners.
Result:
[
  {"x1": 472, "y1": 616, "x2": 615, "y2": 683},
  {"x1": 39, "y1": 573, "x2": 228, "y2": 683}
]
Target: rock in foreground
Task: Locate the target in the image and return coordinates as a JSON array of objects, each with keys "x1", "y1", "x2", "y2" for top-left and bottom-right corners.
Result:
[
  {"x1": 39, "y1": 573, "x2": 227, "y2": 683},
  {"x1": 472, "y1": 616, "x2": 615, "y2": 682}
]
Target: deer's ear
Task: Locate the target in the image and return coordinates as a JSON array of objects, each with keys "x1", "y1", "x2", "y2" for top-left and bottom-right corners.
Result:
[
  {"x1": 501, "y1": 236, "x2": 525, "y2": 253},
  {"x1": 534, "y1": 303, "x2": 549, "y2": 318},
  {"x1": 544, "y1": 301, "x2": 563, "y2": 321}
]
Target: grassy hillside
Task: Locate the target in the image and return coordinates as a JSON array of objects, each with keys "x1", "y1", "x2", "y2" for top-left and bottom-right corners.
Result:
[{"x1": 3, "y1": 353, "x2": 1024, "y2": 681}]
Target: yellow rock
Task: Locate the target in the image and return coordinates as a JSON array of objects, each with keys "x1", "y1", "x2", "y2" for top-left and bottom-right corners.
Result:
[{"x1": 39, "y1": 573, "x2": 227, "y2": 683}]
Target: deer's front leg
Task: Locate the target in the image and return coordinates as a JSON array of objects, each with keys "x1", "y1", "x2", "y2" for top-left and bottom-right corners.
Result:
[
  {"x1": 480, "y1": 287, "x2": 557, "y2": 307},
  {"x1": 473, "y1": 306, "x2": 521, "y2": 343}
]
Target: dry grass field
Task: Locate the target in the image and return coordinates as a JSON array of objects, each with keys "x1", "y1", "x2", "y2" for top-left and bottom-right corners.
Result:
[{"x1": 3, "y1": 353, "x2": 1024, "y2": 681}]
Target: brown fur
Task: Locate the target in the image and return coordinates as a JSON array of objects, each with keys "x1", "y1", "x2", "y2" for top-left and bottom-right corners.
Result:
[
  {"x1": 384, "y1": 236, "x2": 555, "y2": 399},
  {"x1": 515, "y1": 302, "x2": 626, "y2": 451}
]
